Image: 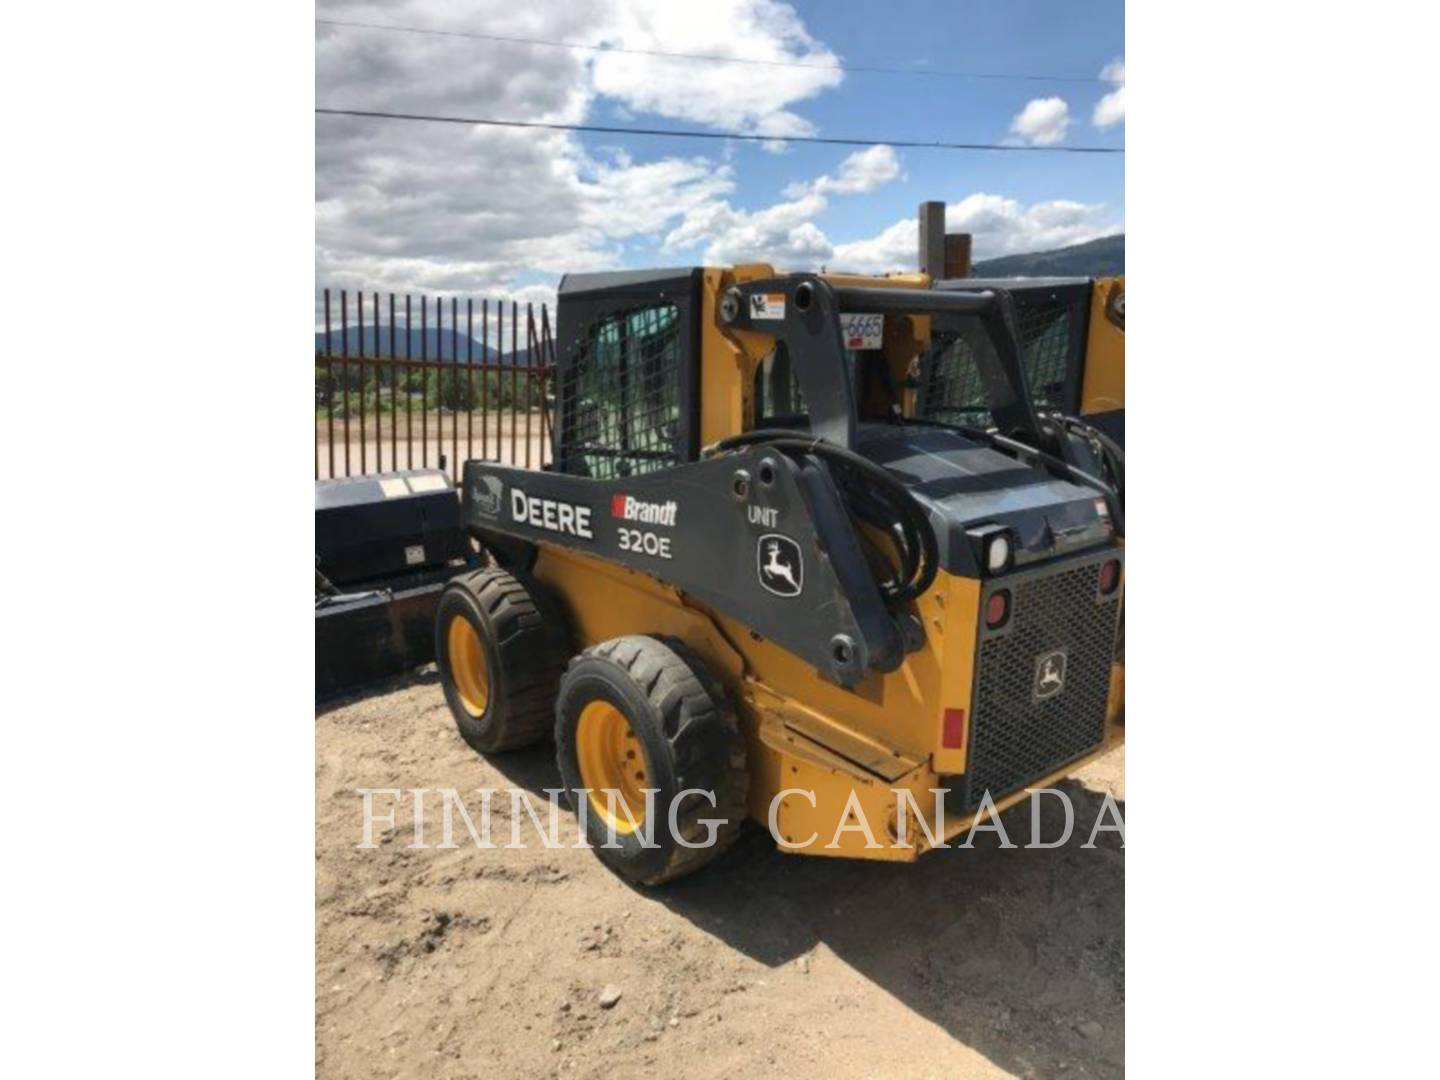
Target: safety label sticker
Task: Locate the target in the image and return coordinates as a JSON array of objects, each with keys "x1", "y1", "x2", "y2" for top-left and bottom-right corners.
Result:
[{"x1": 749, "y1": 292, "x2": 786, "y2": 320}]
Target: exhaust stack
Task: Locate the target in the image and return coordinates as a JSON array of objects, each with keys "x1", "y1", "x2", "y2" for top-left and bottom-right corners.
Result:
[{"x1": 917, "y1": 201, "x2": 972, "y2": 279}]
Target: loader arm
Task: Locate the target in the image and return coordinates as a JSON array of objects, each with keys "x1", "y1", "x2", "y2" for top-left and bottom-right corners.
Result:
[{"x1": 461, "y1": 447, "x2": 904, "y2": 687}]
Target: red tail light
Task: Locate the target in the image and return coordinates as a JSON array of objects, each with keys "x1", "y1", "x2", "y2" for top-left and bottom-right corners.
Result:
[
  {"x1": 1098, "y1": 559, "x2": 1121, "y2": 596},
  {"x1": 986, "y1": 590, "x2": 1010, "y2": 629},
  {"x1": 942, "y1": 708, "x2": 967, "y2": 749}
]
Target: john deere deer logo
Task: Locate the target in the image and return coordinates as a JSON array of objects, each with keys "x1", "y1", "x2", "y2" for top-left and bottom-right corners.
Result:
[
  {"x1": 757, "y1": 534, "x2": 803, "y2": 598},
  {"x1": 1033, "y1": 648, "x2": 1068, "y2": 701}
]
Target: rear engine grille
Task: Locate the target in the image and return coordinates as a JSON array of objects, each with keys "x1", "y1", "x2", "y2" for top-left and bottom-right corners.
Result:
[{"x1": 963, "y1": 557, "x2": 1120, "y2": 811}]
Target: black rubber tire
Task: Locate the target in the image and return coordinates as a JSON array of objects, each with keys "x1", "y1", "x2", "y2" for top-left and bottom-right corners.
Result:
[
  {"x1": 555, "y1": 635, "x2": 749, "y2": 886},
  {"x1": 435, "y1": 568, "x2": 566, "y2": 753}
]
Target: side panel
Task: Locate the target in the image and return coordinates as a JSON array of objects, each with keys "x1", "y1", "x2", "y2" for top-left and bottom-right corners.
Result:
[
  {"x1": 708, "y1": 567, "x2": 978, "y2": 772},
  {"x1": 531, "y1": 546, "x2": 746, "y2": 689},
  {"x1": 1081, "y1": 275, "x2": 1125, "y2": 443},
  {"x1": 531, "y1": 542, "x2": 993, "y2": 853}
]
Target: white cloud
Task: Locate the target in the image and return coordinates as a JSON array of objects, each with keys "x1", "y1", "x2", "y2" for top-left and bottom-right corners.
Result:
[
  {"x1": 577, "y1": 154, "x2": 737, "y2": 238},
  {"x1": 830, "y1": 193, "x2": 1118, "y2": 273},
  {"x1": 1009, "y1": 96, "x2": 1071, "y2": 146},
  {"x1": 587, "y1": 0, "x2": 843, "y2": 137},
  {"x1": 315, "y1": 0, "x2": 843, "y2": 299},
  {"x1": 786, "y1": 145, "x2": 902, "y2": 197},
  {"x1": 828, "y1": 219, "x2": 917, "y2": 275},
  {"x1": 664, "y1": 192, "x2": 833, "y2": 267},
  {"x1": 662, "y1": 144, "x2": 902, "y2": 267},
  {"x1": 1093, "y1": 58, "x2": 1125, "y2": 128}
]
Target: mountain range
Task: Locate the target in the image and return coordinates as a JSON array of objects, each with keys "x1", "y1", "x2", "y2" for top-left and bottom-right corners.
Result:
[
  {"x1": 970, "y1": 233, "x2": 1124, "y2": 278},
  {"x1": 314, "y1": 326, "x2": 534, "y2": 364}
]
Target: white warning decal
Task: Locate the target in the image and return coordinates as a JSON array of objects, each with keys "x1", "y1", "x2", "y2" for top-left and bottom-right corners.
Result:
[
  {"x1": 839, "y1": 312, "x2": 884, "y2": 350},
  {"x1": 749, "y1": 292, "x2": 786, "y2": 320}
]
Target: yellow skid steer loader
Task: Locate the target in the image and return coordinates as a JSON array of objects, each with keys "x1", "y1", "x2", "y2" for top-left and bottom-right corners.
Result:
[{"x1": 435, "y1": 265, "x2": 1125, "y2": 884}]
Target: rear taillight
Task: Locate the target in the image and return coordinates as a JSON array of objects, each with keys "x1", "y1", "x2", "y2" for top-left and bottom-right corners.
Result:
[
  {"x1": 986, "y1": 590, "x2": 1010, "y2": 629},
  {"x1": 942, "y1": 708, "x2": 967, "y2": 749},
  {"x1": 1098, "y1": 559, "x2": 1121, "y2": 596}
]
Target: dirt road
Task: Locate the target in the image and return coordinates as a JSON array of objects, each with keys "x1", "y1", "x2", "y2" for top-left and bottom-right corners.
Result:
[{"x1": 316, "y1": 672, "x2": 1124, "y2": 1079}]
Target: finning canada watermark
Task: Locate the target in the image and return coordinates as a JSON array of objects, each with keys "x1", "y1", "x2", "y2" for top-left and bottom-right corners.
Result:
[{"x1": 355, "y1": 786, "x2": 1124, "y2": 851}]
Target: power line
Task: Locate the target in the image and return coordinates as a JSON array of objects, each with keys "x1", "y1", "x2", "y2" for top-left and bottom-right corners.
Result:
[
  {"x1": 316, "y1": 18, "x2": 1108, "y2": 85},
  {"x1": 315, "y1": 108, "x2": 1124, "y2": 154}
]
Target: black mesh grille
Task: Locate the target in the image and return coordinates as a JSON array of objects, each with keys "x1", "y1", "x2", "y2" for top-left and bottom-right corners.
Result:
[
  {"x1": 918, "y1": 291, "x2": 1083, "y2": 426},
  {"x1": 918, "y1": 327, "x2": 990, "y2": 428},
  {"x1": 1014, "y1": 297, "x2": 1073, "y2": 408},
  {"x1": 963, "y1": 558, "x2": 1120, "y2": 810},
  {"x1": 558, "y1": 304, "x2": 682, "y2": 479}
]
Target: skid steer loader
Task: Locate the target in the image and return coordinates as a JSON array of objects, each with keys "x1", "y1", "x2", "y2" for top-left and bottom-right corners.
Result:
[{"x1": 434, "y1": 265, "x2": 1125, "y2": 884}]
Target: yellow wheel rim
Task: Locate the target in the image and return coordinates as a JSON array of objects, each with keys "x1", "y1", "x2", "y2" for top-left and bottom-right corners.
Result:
[
  {"x1": 575, "y1": 700, "x2": 649, "y2": 834},
  {"x1": 446, "y1": 616, "x2": 490, "y2": 717}
]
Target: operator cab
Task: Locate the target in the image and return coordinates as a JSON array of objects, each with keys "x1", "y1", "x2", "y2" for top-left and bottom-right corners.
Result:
[{"x1": 549, "y1": 266, "x2": 1122, "y2": 581}]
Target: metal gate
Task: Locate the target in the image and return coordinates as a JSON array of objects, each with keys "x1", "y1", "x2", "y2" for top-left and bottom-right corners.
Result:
[{"x1": 315, "y1": 289, "x2": 555, "y2": 484}]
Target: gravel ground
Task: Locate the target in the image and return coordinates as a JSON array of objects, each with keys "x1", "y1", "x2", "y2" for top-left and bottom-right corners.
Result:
[{"x1": 316, "y1": 670, "x2": 1124, "y2": 1079}]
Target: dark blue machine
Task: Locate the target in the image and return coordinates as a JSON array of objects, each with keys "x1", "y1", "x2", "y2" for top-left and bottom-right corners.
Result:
[{"x1": 315, "y1": 470, "x2": 475, "y2": 699}]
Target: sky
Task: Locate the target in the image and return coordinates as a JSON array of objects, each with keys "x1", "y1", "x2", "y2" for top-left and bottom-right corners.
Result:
[{"x1": 315, "y1": 0, "x2": 1124, "y2": 314}]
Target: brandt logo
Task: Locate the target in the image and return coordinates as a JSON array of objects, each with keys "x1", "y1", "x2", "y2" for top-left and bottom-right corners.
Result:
[
  {"x1": 610, "y1": 493, "x2": 678, "y2": 527},
  {"x1": 757, "y1": 534, "x2": 803, "y2": 598},
  {"x1": 1033, "y1": 649, "x2": 1068, "y2": 701}
]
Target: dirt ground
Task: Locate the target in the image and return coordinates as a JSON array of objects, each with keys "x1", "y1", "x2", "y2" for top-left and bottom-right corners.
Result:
[{"x1": 316, "y1": 672, "x2": 1124, "y2": 1080}]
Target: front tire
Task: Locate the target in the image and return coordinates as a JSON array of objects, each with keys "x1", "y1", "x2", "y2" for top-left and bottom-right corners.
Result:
[
  {"x1": 435, "y1": 568, "x2": 565, "y2": 753},
  {"x1": 555, "y1": 635, "x2": 748, "y2": 885}
]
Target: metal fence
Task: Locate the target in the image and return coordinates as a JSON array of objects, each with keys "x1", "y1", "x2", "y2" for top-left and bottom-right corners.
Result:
[{"x1": 315, "y1": 288, "x2": 555, "y2": 484}]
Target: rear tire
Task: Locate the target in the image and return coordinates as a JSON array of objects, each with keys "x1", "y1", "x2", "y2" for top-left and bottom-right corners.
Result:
[
  {"x1": 555, "y1": 635, "x2": 748, "y2": 885},
  {"x1": 435, "y1": 568, "x2": 565, "y2": 753}
]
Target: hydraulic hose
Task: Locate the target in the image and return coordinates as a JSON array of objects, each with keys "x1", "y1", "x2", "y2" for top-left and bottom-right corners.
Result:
[
  {"x1": 703, "y1": 430, "x2": 940, "y2": 606},
  {"x1": 1054, "y1": 414, "x2": 1125, "y2": 500}
]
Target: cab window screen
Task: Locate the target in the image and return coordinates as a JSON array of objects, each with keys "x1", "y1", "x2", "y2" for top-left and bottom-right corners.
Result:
[
  {"x1": 558, "y1": 304, "x2": 681, "y2": 478},
  {"x1": 918, "y1": 297, "x2": 1077, "y2": 426},
  {"x1": 1015, "y1": 299, "x2": 1072, "y2": 407},
  {"x1": 917, "y1": 324, "x2": 992, "y2": 428}
]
